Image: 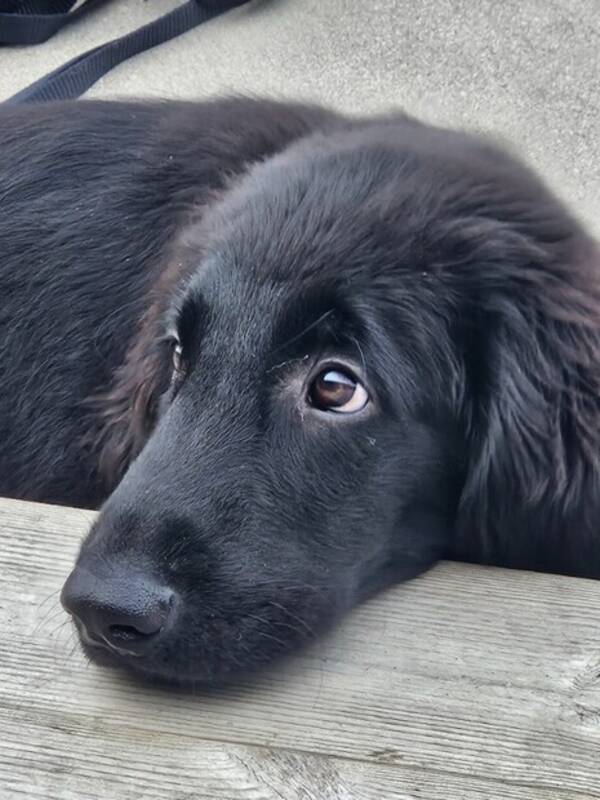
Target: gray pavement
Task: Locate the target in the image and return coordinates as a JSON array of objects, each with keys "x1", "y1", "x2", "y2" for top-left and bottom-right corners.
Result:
[{"x1": 0, "y1": 0, "x2": 598, "y2": 235}]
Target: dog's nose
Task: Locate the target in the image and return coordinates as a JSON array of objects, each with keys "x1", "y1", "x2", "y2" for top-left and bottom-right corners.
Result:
[{"x1": 61, "y1": 565, "x2": 177, "y2": 655}]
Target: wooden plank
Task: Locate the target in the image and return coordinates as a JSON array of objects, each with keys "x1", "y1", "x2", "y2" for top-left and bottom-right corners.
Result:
[
  {"x1": 0, "y1": 497, "x2": 599, "y2": 799},
  {"x1": 1, "y1": 718, "x2": 592, "y2": 800}
]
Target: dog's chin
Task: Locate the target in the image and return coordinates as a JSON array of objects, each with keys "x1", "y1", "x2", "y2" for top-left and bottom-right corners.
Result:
[
  {"x1": 73, "y1": 612, "x2": 333, "y2": 689},
  {"x1": 77, "y1": 635, "x2": 242, "y2": 688},
  {"x1": 70, "y1": 562, "x2": 437, "y2": 688}
]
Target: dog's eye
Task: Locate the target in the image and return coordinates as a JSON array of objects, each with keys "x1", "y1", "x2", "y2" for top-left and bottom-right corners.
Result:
[
  {"x1": 171, "y1": 341, "x2": 184, "y2": 377},
  {"x1": 308, "y1": 367, "x2": 369, "y2": 413}
]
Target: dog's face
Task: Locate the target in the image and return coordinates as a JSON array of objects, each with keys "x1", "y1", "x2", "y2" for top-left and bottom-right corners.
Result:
[{"x1": 62, "y1": 121, "x2": 600, "y2": 683}]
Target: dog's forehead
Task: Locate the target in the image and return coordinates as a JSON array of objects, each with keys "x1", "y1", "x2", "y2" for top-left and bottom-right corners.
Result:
[
  {"x1": 176, "y1": 122, "x2": 526, "y2": 352},
  {"x1": 197, "y1": 123, "x2": 505, "y2": 289},
  {"x1": 174, "y1": 145, "x2": 430, "y2": 364},
  {"x1": 199, "y1": 150, "x2": 404, "y2": 299},
  {"x1": 179, "y1": 146, "x2": 383, "y2": 330},
  {"x1": 174, "y1": 247, "x2": 292, "y2": 359},
  {"x1": 177, "y1": 249, "x2": 357, "y2": 377}
]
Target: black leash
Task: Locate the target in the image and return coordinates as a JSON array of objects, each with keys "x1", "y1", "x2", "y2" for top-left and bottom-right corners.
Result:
[{"x1": 0, "y1": 0, "x2": 253, "y2": 104}]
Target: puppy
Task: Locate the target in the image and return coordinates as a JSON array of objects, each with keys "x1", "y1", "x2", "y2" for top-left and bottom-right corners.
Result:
[{"x1": 0, "y1": 97, "x2": 598, "y2": 685}]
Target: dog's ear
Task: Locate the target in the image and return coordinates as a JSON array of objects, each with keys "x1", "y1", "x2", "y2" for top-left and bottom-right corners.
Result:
[
  {"x1": 89, "y1": 309, "x2": 172, "y2": 489},
  {"x1": 88, "y1": 205, "x2": 216, "y2": 491},
  {"x1": 452, "y1": 219, "x2": 600, "y2": 569},
  {"x1": 88, "y1": 248, "x2": 195, "y2": 489}
]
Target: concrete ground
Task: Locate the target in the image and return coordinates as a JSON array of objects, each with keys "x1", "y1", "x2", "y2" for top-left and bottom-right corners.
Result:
[{"x1": 0, "y1": 0, "x2": 598, "y2": 235}]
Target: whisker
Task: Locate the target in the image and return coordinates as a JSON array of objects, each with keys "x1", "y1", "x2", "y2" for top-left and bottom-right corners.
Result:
[
  {"x1": 352, "y1": 334, "x2": 367, "y2": 377},
  {"x1": 37, "y1": 587, "x2": 60, "y2": 614},
  {"x1": 267, "y1": 600, "x2": 316, "y2": 637},
  {"x1": 48, "y1": 617, "x2": 71, "y2": 641},
  {"x1": 272, "y1": 308, "x2": 336, "y2": 354},
  {"x1": 33, "y1": 605, "x2": 66, "y2": 637},
  {"x1": 67, "y1": 636, "x2": 82, "y2": 661},
  {"x1": 257, "y1": 631, "x2": 288, "y2": 649}
]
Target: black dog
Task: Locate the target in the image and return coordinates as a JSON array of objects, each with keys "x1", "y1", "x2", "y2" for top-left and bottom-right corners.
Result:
[{"x1": 0, "y1": 97, "x2": 598, "y2": 685}]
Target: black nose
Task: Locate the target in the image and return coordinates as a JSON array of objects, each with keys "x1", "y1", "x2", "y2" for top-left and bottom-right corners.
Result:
[{"x1": 61, "y1": 564, "x2": 177, "y2": 656}]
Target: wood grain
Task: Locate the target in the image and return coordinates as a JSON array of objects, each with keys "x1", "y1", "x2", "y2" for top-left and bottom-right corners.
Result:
[{"x1": 0, "y1": 497, "x2": 599, "y2": 799}]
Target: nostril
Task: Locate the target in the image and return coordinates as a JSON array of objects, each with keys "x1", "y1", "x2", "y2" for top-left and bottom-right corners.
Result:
[
  {"x1": 100, "y1": 591, "x2": 175, "y2": 649},
  {"x1": 108, "y1": 623, "x2": 157, "y2": 643},
  {"x1": 106, "y1": 603, "x2": 169, "y2": 642}
]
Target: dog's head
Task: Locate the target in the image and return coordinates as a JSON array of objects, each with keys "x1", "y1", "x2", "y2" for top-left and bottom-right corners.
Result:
[{"x1": 62, "y1": 117, "x2": 600, "y2": 684}]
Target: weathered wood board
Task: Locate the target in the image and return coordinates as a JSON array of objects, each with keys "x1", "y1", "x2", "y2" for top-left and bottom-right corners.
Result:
[{"x1": 0, "y1": 497, "x2": 598, "y2": 799}]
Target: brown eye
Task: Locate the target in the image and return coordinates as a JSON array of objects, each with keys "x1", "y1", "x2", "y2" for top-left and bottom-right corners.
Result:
[{"x1": 308, "y1": 368, "x2": 369, "y2": 414}]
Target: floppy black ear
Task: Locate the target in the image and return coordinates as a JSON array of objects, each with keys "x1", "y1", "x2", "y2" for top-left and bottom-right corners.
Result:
[
  {"x1": 86, "y1": 240, "x2": 199, "y2": 490},
  {"x1": 452, "y1": 220, "x2": 600, "y2": 574},
  {"x1": 87, "y1": 204, "x2": 215, "y2": 490},
  {"x1": 89, "y1": 311, "x2": 171, "y2": 489}
]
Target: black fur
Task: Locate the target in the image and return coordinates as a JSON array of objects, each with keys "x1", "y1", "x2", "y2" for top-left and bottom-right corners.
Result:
[{"x1": 1, "y1": 97, "x2": 598, "y2": 684}]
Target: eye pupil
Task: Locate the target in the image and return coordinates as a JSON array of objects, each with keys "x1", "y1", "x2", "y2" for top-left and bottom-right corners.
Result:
[
  {"x1": 308, "y1": 367, "x2": 369, "y2": 414},
  {"x1": 314, "y1": 371, "x2": 356, "y2": 407}
]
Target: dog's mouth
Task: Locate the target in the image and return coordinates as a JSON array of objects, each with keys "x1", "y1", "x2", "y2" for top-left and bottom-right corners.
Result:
[
  {"x1": 68, "y1": 597, "x2": 331, "y2": 687},
  {"x1": 74, "y1": 621, "x2": 192, "y2": 686}
]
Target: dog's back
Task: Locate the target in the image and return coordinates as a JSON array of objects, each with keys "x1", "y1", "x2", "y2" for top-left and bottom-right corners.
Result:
[{"x1": 0, "y1": 97, "x2": 337, "y2": 506}]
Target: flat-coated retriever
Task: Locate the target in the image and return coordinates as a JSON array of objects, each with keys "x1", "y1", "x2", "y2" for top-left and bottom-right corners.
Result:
[{"x1": 0, "y1": 97, "x2": 598, "y2": 685}]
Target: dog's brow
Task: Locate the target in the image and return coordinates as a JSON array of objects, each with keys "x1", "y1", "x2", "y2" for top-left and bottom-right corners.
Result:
[{"x1": 273, "y1": 308, "x2": 336, "y2": 354}]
